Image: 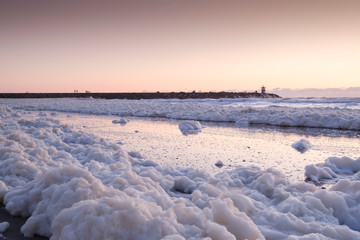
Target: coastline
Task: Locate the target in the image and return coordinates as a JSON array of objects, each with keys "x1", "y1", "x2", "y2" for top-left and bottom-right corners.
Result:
[{"x1": 0, "y1": 91, "x2": 280, "y2": 99}]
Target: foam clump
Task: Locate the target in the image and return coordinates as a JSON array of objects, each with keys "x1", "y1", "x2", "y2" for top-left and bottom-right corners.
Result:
[
  {"x1": 305, "y1": 164, "x2": 337, "y2": 182},
  {"x1": 0, "y1": 222, "x2": 9, "y2": 233},
  {"x1": 179, "y1": 121, "x2": 202, "y2": 135},
  {"x1": 112, "y1": 118, "x2": 129, "y2": 125},
  {"x1": 172, "y1": 176, "x2": 197, "y2": 194},
  {"x1": 51, "y1": 197, "x2": 182, "y2": 240},
  {"x1": 292, "y1": 139, "x2": 312, "y2": 153},
  {"x1": 0, "y1": 181, "x2": 9, "y2": 201},
  {"x1": 305, "y1": 156, "x2": 360, "y2": 183},
  {"x1": 0, "y1": 106, "x2": 11, "y2": 118},
  {"x1": 128, "y1": 151, "x2": 143, "y2": 159},
  {"x1": 0, "y1": 105, "x2": 360, "y2": 239}
]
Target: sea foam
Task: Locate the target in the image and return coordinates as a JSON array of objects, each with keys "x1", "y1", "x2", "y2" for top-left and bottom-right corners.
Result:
[
  {"x1": 1, "y1": 98, "x2": 360, "y2": 130},
  {"x1": 0, "y1": 105, "x2": 360, "y2": 239}
]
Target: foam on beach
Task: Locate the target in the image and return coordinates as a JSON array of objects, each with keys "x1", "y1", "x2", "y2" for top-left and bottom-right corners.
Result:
[
  {"x1": 0, "y1": 222, "x2": 9, "y2": 233},
  {"x1": 1, "y1": 105, "x2": 360, "y2": 239},
  {"x1": 179, "y1": 121, "x2": 203, "y2": 135},
  {"x1": 112, "y1": 118, "x2": 129, "y2": 125},
  {"x1": 292, "y1": 139, "x2": 312, "y2": 153},
  {"x1": 305, "y1": 157, "x2": 360, "y2": 183}
]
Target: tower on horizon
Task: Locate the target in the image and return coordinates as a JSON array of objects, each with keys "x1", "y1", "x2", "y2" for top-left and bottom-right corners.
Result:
[{"x1": 261, "y1": 86, "x2": 266, "y2": 94}]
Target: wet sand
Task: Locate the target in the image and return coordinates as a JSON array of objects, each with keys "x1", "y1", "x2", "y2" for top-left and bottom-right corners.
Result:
[{"x1": 0, "y1": 205, "x2": 48, "y2": 240}]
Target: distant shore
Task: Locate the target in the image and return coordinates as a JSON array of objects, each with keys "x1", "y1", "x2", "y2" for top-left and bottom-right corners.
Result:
[{"x1": 0, "y1": 91, "x2": 280, "y2": 99}]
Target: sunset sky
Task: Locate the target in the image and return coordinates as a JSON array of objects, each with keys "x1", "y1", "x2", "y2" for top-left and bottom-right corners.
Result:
[{"x1": 1, "y1": 0, "x2": 360, "y2": 94}]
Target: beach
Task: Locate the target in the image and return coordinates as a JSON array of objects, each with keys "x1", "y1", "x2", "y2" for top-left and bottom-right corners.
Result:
[{"x1": 0, "y1": 97, "x2": 359, "y2": 239}]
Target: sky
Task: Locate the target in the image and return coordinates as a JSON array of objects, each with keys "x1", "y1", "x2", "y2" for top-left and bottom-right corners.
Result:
[{"x1": 1, "y1": 0, "x2": 360, "y2": 95}]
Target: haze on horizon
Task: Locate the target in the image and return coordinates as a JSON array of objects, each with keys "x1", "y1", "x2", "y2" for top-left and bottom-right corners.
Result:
[{"x1": 1, "y1": 0, "x2": 359, "y2": 96}]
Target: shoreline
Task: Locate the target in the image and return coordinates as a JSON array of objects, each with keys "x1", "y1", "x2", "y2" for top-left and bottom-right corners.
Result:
[{"x1": 0, "y1": 91, "x2": 280, "y2": 100}]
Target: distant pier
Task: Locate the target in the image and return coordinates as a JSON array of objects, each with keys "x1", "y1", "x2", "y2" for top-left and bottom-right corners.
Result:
[{"x1": 0, "y1": 91, "x2": 280, "y2": 100}]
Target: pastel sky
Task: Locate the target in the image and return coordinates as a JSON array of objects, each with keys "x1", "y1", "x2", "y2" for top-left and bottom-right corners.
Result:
[{"x1": 1, "y1": 0, "x2": 360, "y2": 94}]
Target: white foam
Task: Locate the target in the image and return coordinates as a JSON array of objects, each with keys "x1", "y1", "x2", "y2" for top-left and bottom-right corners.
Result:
[
  {"x1": 0, "y1": 180, "x2": 9, "y2": 201},
  {"x1": 0, "y1": 222, "x2": 9, "y2": 233},
  {"x1": 1, "y1": 97, "x2": 360, "y2": 130},
  {"x1": 112, "y1": 118, "x2": 129, "y2": 125},
  {"x1": 179, "y1": 121, "x2": 202, "y2": 135},
  {"x1": 128, "y1": 151, "x2": 143, "y2": 159},
  {"x1": 305, "y1": 157, "x2": 360, "y2": 182},
  {"x1": 292, "y1": 139, "x2": 312, "y2": 153},
  {"x1": 0, "y1": 105, "x2": 360, "y2": 239}
]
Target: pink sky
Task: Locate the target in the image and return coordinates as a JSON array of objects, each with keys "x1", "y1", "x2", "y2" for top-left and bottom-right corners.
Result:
[{"x1": 1, "y1": 0, "x2": 360, "y2": 94}]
